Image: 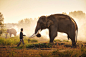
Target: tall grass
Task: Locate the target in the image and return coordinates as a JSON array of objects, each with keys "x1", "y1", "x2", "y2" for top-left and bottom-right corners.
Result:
[
  {"x1": 0, "y1": 36, "x2": 20, "y2": 45},
  {"x1": 54, "y1": 39, "x2": 62, "y2": 42},
  {"x1": 0, "y1": 36, "x2": 38, "y2": 46}
]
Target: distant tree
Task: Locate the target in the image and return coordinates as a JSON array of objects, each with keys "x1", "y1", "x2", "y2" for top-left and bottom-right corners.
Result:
[
  {"x1": 0, "y1": 12, "x2": 4, "y2": 35},
  {"x1": 18, "y1": 19, "x2": 24, "y2": 24},
  {"x1": 62, "y1": 12, "x2": 67, "y2": 15},
  {"x1": 18, "y1": 18, "x2": 32, "y2": 29},
  {"x1": 24, "y1": 18, "x2": 31, "y2": 24},
  {"x1": 69, "y1": 11, "x2": 86, "y2": 19}
]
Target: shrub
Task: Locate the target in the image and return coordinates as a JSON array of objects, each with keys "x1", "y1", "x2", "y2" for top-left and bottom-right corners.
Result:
[
  {"x1": 54, "y1": 39, "x2": 62, "y2": 42},
  {"x1": 26, "y1": 43, "x2": 53, "y2": 48},
  {"x1": 28, "y1": 39, "x2": 38, "y2": 43},
  {"x1": 63, "y1": 40, "x2": 69, "y2": 42},
  {"x1": 80, "y1": 52, "x2": 86, "y2": 57},
  {"x1": 26, "y1": 44, "x2": 34, "y2": 48},
  {"x1": 52, "y1": 50, "x2": 73, "y2": 57},
  {"x1": 31, "y1": 39, "x2": 38, "y2": 42},
  {"x1": 0, "y1": 36, "x2": 20, "y2": 46},
  {"x1": 0, "y1": 37, "x2": 6, "y2": 45}
]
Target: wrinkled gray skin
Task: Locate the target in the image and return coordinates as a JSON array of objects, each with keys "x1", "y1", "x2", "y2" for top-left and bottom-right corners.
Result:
[
  {"x1": 6, "y1": 28, "x2": 17, "y2": 38},
  {"x1": 35, "y1": 14, "x2": 78, "y2": 47}
]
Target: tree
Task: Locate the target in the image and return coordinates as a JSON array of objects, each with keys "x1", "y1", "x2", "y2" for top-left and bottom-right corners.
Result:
[
  {"x1": 62, "y1": 12, "x2": 67, "y2": 15},
  {"x1": 69, "y1": 11, "x2": 86, "y2": 19},
  {"x1": 0, "y1": 12, "x2": 4, "y2": 35}
]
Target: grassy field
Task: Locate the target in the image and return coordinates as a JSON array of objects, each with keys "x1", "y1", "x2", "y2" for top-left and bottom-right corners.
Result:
[{"x1": 0, "y1": 36, "x2": 86, "y2": 57}]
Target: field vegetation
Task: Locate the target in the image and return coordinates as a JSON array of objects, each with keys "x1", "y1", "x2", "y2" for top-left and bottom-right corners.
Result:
[{"x1": 0, "y1": 36, "x2": 86, "y2": 57}]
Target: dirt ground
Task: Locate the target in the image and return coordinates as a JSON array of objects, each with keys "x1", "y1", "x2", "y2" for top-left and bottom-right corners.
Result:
[{"x1": 0, "y1": 41, "x2": 86, "y2": 57}]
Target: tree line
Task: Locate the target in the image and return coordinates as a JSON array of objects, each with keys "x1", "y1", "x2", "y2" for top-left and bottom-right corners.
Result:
[{"x1": 0, "y1": 10, "x2": 86, "y2": 35}]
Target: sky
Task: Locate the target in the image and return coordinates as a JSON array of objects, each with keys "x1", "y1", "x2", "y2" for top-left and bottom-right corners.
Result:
[{"x1": 0, "y1": 0, "x2": 86, "y2": 23}]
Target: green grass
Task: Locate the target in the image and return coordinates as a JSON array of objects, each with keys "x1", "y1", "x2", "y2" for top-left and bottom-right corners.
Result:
[
  {"x1": 63, "y1": 40, "x2": 69, "y2": 42},
  {"x1": 54, "y1": 39, "x2": 62, "y2": 42},
  {"x1": 0, "y1": 36, "x2": 38, "y2": 46},
  {"x1": 0, "y1": 36, "x2": 20, "y2": 45},
  {"x1": 26, "y1": 43, "x2": 52, "y2": 48},
  {"x1": 28, "y1": 39, "x2": 38, "y2": 42}
]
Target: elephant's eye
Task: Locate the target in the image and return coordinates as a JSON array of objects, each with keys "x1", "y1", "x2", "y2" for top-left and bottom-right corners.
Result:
[{"x1": 40, "y1": 23, "x2": 43, "y2": 25}]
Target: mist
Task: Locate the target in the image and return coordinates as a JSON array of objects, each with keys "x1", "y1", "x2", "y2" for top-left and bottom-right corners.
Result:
[{"x1": 4, "y1": 11, "x2": 86, "y2": 42}]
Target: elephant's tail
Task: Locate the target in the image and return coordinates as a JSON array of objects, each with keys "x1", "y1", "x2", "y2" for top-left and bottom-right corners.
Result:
[{"x1": 75, "y1": 29, "x2": 78, "y2": 43}]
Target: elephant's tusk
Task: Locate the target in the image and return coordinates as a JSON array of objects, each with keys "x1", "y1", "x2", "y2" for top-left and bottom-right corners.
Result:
[
  {"x1": 29, "y1": 29, "x2": 41, "y2": 38},
  {"x1": 29, "y1": 33, "x2": 35, "y2": 38}
]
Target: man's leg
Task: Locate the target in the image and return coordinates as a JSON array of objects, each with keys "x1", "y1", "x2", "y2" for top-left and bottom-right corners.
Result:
[
  {"x1": 22, "y1": 39, "x2": 24, "y2": 45},
  {"x1": 17, "y1": 39, "x2": 22, "y2": 47}
]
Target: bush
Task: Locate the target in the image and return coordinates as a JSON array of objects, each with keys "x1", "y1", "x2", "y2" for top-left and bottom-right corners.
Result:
[
  {"x1": 26, "y1": 43, "x2": 53, "y2": 48},
  {"x1": 0, "y1": 37, "x2": 5, "y2": 45},
  {"x1": 0, "y1": 36, "x2": 20, "y2": 46},
  {"x1": 54, "y1": 39, "x2": 62, "y2": 42},
  {"x1": 0, "y1": 36, "x2": 38, "y2": 46},
  {"x1": 80, "y1": 52, "x2": 86, "y2": 57},
  {"x1": 28, "y1": 39, "x2": 38, "y2": 43},
  {"x1": 63, "y1": 40, "x2": 69, "y2": 42},
  {"x1": 52, "y1": 50, "x2": 73, "y2": 57},
  {"x1": 31, "y1": 39, "x2": 38, "y2": 42}
]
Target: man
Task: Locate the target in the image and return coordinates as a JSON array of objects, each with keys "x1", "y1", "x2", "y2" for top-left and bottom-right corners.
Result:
[{"x1": 17, "y1": 28, "x2": 26, "y2": 47}]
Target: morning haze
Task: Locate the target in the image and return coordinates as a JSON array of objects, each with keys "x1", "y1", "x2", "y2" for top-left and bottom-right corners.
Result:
[
  {"x1": 0, "y1": 0, "x2": 86, "y2": 41},
  {"x1": 0, "y1": 0, "x2": 86, "y2": 23}
]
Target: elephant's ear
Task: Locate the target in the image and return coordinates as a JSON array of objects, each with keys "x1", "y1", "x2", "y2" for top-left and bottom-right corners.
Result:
[{"x1": 47, "y1": 20, "x2": 53, "y2": 27}]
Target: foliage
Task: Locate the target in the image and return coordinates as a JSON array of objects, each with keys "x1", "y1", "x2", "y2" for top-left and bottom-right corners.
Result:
[
  {"x1": 0, "y1": 12, "x2": 4, "y2": 35},
  {"x1": 26, "y1": 43, "x2": 52, "y2": 48},
  {"x1": 30, "y1": 39, "x2": 38, "y2": 42},
  {"x1": 62, "y1": 12, "x2": 67, "y2": 15},
  {"x1": 0, "y1": 36, "x2": 38, "y2": 46},
  {"x1": 63, "y1": 40, "x2": 69, "y2": 42},
  {"x1": 0, "y1": 38, "x2": 86, "y2": 57},
  {"x1": 69, "y1": 11, "x2": 86, "y2": 19},
  {"x1": 0, "y1": 36, "x2": 19, "y2": 45},
  {"x1": 54, "y1": 39, "x2": 62, "y2": 42}
]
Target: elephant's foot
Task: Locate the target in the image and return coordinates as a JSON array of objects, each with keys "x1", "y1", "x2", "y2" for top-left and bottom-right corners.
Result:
[
  {"x1": 49, "y1": 41, "x2": 54, "y2": 45},
  {"x1": 72, "y1": 42, "x2": 76, "y2": 48}
]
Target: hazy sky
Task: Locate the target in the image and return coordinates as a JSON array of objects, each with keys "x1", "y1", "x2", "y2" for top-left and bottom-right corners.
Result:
[{"x1": 0, "y1": 0, "x2": 86, "y2": 23}]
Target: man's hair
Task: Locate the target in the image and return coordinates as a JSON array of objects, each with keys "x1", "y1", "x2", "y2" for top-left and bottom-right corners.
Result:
[{"x1": 21, "y1": 28, "x2": 23, "y2": 31}]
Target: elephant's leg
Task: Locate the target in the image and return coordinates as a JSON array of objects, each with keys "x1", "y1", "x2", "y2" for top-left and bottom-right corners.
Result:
[
  {"x1": 70, "y1": 32, "x2": 76, "y2": 47},
  {"x1": 10, "y1": 33, "x2": 12, "y2": 37},
  {"x1": 71, "y1": 37, "x2": 76, "y2": 47},
  {"x1": 14, "y1": 33, "x2": 16, "y2": 36},
  {"x1": 6, "y1": 33, "x2": 7, "y2": 38},
  {"x1": 49, "y1": 26, "x2": 57, "y2": 43},
  {"x1": 67, "y1": 34, "x2": 70, "y2": 40},
  {"x1": 15, "y1": 33, "x2": 16, "y2": 36}
]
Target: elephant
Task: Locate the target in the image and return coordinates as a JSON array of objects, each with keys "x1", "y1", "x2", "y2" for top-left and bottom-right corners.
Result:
[
  {"x1": 6, "y1": 28, "x2": 17, "y2": 38},
  {"x1": 29, "y1": 14, "x2": 78, "y2": 47}
]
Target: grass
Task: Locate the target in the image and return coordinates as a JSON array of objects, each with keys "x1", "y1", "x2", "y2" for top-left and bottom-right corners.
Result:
[
  {"x1": 51, "y1": 47, "x2": 86, "y2": 57},
  {"x1": 1, "y1": 47, "x2": 86, "y2": 57},
  {"x1": 26, "y1": 43, "x2": 52, "y2": 48},
  {"x1": 28, "y1": 39, "x2": 38, "y2": 42},
  {"x1": 1, "y1": 36, "x2": 86, "y2": 57},
  {"x1": 0, "y1": 36, "x2": 38, "y2": 46},
  {"x1": 63, "y1": 40, "x2": 69, "y2": 42},
  {"x1": 54, "y1": 39, "x2": 62, "y2": 42},
  {"x1": 0, "y1": 36, "x2": 20, "y2": 46}
]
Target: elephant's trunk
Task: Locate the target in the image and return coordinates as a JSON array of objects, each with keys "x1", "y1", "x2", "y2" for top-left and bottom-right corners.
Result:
[
  {"x1": 29, "y1": 23, "x2": 41, "y2": 38},
  {"x1": 35, "y1": 23, "x2": 41, "y2": 33}
]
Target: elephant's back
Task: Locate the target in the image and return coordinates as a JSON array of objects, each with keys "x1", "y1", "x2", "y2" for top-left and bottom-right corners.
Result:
[
  {"x1": 70, "y1": 17, "x2": 78, "y2": 31},
  {"x1": 49, "y1": 14, "x2": 71, "y2": 21},
  {"x1": 10, "y1": 28, "x2": 17, "y2": 33}
]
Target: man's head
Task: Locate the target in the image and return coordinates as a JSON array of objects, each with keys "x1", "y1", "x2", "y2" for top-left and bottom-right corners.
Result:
[{"x1": 21, "y1": 28, "x2": 23, "y2": 31}]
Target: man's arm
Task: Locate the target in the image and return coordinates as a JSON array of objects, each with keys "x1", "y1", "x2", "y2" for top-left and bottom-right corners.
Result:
[{"x1": 23, "y1": 35, "x2": 26, "y2": 36}]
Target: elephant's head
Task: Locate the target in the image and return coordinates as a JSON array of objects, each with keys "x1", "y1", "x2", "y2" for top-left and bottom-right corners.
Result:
[
  {"x1": 29, "y1": 16, "x2": 53, "y2": 38},
  {"x1": 7, "y1": 29, "x2": 10, "y2": 33}
]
